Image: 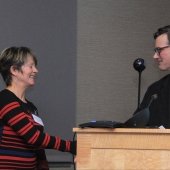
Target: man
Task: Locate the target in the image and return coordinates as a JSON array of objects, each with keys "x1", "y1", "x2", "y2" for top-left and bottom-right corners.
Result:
[{"x1": 138, "y1": 25, "x2": 170, "y2": 128}]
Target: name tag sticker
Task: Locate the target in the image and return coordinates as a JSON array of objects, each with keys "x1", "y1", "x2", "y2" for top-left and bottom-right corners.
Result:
[{"x1": 32, "y1": 114, "x2": 44, "y2": 126}]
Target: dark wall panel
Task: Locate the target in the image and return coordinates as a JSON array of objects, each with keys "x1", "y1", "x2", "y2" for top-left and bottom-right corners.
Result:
[{"x1": 0, "y1": 0, "x2": 77, "y2": 162}]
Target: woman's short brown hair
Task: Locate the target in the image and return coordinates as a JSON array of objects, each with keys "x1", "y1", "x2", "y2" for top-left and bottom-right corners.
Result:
[{"x1": 0, "y1": 46, "x2": 37, "y2": 86}]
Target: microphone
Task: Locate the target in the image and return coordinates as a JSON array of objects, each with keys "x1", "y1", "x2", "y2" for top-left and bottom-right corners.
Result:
[
  {"x1": 133, "y1": 58, "x2": 145, "y2": 72},
  {"x1": 127, "y1": 94, "x2": 158, "y2": 127},
  {"x1": 133, "y1": 58, "x2": 146, "y2": 110},
  {"x1": 134, "y1": 94, "x2": 158, "y2": 115},
  {"x1": 148, "y1": 94, "x2": 158, "y2": 108}
]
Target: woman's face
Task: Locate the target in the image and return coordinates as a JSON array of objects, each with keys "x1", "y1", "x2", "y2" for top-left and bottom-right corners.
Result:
[{"x1": 12, "y1": 54, "x2": 38, "y2": 88}]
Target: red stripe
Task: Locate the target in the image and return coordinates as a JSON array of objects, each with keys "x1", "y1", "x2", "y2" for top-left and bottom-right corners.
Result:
[
  {"x1": 18, "y1": 122, "x2": 33, "y2": 135},
  {"x1": 8, "y1": 113, "x2": 25, "y2": 125},
  {"x1": 65, "y1": 140, "x2": 70, "y2": 151},
  {"x1": 0, "y1": 161, "x2": 36, "y2": 166},
  {"x1": 0, "y1": 143, "x2": 32, "y2": 150},
  {"x1": 42, "y1": 134, "x2": 48, "y2": 146},
  {"x1": 3, "y1": 129, "x2": 18, "y2": 135},
  {"x1": 28, "y1": 131, "x2": 40, "y2": 144},
  {"x1": 0, "y1": 155, "x2": 36, "y2": 162},
  {"x1": 0, "y1": 160, "x2": 36, "y2": 166},
  {"x1": 0, "y1": 160, "x2": 36, "y2": 165},
  {"x1": 1, "y1": 137, "x2": 29, "y2": 148},
  {"x1": 0, "y1": 156, "x2": 36, "y2": 169},
  {"x1": 0, "y1": 166, "x2": 36, "y2": 169},
  {"x1": 2, "y1": 136, "x2": 23, "y2": 143},
  {"x1": 0, "y1": 102, "x2": 19, "y2": 118},
  {"x1": 46, "y1": 135, "x2": 50, "y2": 145},
  {"x1": 0, "y1": 165, "x2": 36, "y2": 169},
  {"x1": 54, "y1": 137, "x2": 61, "y2": 149},
  {"x1": 0, "y1": 141, "x2": 29, "y2": 150},
  {"x1": 42, "y1": 134, "x2": 50, "y2": 147}
]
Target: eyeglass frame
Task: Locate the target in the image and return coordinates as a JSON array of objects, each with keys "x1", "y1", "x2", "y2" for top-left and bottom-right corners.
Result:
[{"x1": 154, "y1": 45, "x2": 170, "y2": 56}]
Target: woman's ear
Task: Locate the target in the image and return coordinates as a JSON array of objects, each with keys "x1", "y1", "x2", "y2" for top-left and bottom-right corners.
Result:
[{"x1": 10, "y1": 65, "x2": 18, "y2": 76}]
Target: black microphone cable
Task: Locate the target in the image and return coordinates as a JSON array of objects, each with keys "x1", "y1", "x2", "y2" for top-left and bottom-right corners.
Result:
[{"x1": 72, "y1": 132, "x2": 77, "y2": 170}]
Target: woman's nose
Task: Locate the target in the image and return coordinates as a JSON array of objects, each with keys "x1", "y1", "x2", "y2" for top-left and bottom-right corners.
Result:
[{"x1": 34, "y1": 66, "x2": 38, "y2": 73}]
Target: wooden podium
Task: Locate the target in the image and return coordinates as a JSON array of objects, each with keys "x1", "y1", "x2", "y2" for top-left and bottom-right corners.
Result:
[{"x1": 73, "y1": 128, "x2": 170, "y2": 170}]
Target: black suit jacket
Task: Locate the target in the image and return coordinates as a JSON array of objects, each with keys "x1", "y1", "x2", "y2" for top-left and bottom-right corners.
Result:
[{"x1": 137, "y1": 74, "x2": 170, "y2": 128}]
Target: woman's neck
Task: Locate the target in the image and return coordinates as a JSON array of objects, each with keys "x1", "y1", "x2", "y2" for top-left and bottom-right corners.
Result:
[{"x1": 6, "y1": 85, "x2": 27, "y2": 103}]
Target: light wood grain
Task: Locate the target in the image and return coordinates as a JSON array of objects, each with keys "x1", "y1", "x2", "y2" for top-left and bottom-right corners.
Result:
[{"x1": 74, "y1": 128, "x2": 170, "y2": 170}]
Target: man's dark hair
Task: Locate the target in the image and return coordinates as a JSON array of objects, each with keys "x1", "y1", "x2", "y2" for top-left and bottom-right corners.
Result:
[{"x1": 154, "y1": 25, "x2": 170, "y2": 41}]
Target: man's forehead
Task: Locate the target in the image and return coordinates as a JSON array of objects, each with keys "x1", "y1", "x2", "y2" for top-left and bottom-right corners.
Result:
[{"x1": 155, "y1": 34, "x2": 169, "y2": 45}]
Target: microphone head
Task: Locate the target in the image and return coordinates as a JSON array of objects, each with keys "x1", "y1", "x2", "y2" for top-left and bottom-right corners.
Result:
[
  {"x1": 148, "y1": 94, "x2": 158, "y2": 108},
  {"x1": 152, "y1": 94, "x2": 158, "y2": 100},
  {"x1": 133, "y1": 58, "x2": 145, "y2": 72}
]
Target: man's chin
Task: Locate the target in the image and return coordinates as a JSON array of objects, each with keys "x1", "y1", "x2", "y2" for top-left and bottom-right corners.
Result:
[{"x1": 158, "y1": 66, "x2": 168, "y2": 71}]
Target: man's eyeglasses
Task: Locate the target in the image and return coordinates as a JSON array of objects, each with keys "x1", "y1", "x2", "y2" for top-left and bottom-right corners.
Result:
[{"x1": 154, "y1": 45, "x2": 170, "y2": 56}]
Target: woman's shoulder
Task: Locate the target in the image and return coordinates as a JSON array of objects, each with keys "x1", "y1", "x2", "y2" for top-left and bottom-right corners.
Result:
[
  {"x1": 0, "y1": 89, "x2": 19, "y2": 107},
  {"x1": 0, "y1": 89, "x2": 15, "y2": 97}
]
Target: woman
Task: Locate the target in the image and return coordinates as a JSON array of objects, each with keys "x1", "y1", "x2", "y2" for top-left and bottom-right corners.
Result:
[{"x1": 0, "y1": 47, "x2": 76, "y2": 169}]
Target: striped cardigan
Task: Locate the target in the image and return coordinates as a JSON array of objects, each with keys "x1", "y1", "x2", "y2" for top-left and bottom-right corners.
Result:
[{"x1": 0, "y1": 89, "x2": 75, "y2": 169}]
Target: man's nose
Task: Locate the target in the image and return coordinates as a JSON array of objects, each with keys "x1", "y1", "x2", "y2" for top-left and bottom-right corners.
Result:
[{"x1": 153, "y1": 52, "x2": 159, "y2": 59}]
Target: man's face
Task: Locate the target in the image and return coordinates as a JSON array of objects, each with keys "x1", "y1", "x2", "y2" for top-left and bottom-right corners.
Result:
[{"x1": 153, "y1": 33, "x2": 170, "y2": 70}]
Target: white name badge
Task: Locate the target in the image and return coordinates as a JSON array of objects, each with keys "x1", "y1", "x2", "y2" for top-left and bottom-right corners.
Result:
[{"x1": 32, "y1": 114, "x2": 44, "y2": 126}]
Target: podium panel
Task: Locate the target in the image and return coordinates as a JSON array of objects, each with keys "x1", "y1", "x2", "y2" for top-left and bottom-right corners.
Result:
[{"x1": 73, "y1": 128, "x2": 170, "y2": 170}]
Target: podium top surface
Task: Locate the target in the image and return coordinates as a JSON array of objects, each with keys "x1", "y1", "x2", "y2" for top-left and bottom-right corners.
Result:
[{"x1": 73, "y1": 127, "x2": 170, "y2": 134}]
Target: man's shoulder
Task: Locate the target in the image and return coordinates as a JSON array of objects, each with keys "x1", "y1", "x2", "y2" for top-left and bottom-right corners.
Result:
[{"x1": 148, "y1": 74, "x2": 170, "y2": 90}]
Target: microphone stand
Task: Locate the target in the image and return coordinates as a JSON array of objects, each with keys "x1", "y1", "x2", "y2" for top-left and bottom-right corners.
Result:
[
  {"x1": 133, "y1": 58, "x2": 145, "y2": 110},
  {"x1": 137, "y1": 71, "x2": 142, "y2": 110}
]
